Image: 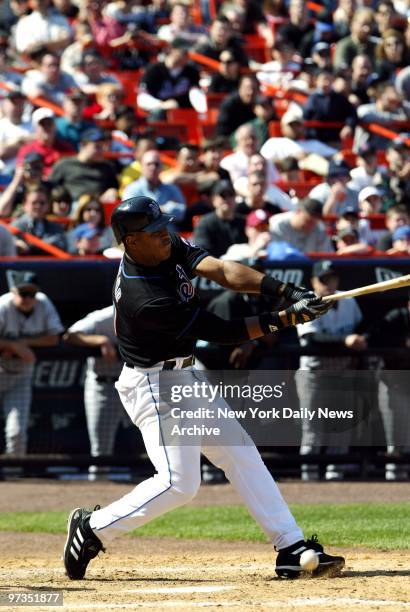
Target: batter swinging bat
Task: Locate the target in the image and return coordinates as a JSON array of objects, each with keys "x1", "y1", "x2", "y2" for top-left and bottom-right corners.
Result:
[{"x1": 322, "y1": 274, "x2": 410, "y2": 302}]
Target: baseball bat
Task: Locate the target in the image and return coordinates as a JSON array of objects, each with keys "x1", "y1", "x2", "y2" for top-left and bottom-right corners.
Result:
[{"x1": 322, "y1": 274, "x2": 410, "y2": 302}]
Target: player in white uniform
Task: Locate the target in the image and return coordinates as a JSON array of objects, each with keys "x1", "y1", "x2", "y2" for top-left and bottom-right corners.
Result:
[
  {"x1": 64, "y1": 306, "x2": 130, "y2": 480},
  {"x1": 63, "y1": 197, "x2": 345, "y2": 581},
  {"x1": 296, "y1": 260, "x2": 367, "y2": 481},
  {"x1": 0, "y1": 270, "x2": 63, "y2": 455}
]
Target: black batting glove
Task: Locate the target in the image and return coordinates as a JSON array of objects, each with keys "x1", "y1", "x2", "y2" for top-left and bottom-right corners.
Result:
[
  {"x1": 280, "y1": 282, "x2": 318, "y2": 304},
  {"x1": 283, "y1": 297, "x2": 332, "y2": 326}
]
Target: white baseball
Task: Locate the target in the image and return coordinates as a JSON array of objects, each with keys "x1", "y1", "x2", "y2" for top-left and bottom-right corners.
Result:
[{"x1": 300, "y1": 549, "x2": 319, "y2": 571}]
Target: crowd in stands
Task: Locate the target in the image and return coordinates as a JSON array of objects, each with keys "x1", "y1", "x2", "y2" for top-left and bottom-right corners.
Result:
[{"x1": 0, "y1": 0, "x2": 408, "y2": 259}]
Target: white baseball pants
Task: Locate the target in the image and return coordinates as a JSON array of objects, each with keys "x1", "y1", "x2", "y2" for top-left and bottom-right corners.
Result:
[{"x1": 90, "y1": 362, "x2": 303, "y2": 550}]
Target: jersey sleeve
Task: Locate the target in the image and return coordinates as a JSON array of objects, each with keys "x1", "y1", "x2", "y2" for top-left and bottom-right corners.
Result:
[
  {"x1": 69, "y1": 308, "x2": 114, "y2": 336},
  {"x1": 171, "y1": 233, "x2": 209, "y2": 277}
]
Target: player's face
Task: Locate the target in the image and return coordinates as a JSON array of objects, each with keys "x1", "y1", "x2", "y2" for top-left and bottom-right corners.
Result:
[
  {"x1": 125, "y1": 228, "x2": 172, "y2": 263},
  {"x1": 12, "y1": 286, "x2": 38, "y2": 313},
  {"x1": 312, "y1": 274, "x2": 339, "y2": 297}
]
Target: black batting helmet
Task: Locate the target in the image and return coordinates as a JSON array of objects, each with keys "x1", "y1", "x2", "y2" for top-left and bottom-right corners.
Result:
[{"x1": 111, "y1": 196, "x2": 174, "y2": 243}]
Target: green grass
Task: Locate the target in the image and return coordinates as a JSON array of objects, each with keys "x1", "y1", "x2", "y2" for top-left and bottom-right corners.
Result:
[{"x1": 0, "y1": 504, "x2": 409, "y2": 549}]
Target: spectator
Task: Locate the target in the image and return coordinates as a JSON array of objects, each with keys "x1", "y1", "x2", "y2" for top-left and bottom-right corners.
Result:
[
  {"x1": 386, "y1": 224, "x2": 410, "y2": 255},
  {"x1": 333, "y1": 8, "x2": 376, "y2": 70},
  {"x1": 357, "y1": 186, "x2": 383, "y2": 216},
  {"x1": 0, "y1": 269, "x2": 63, "y2": 455},
  {"x1": 111, "y1": 105, "x2": 138, "y2": 167},
  {"x1": 50, "y1": 185, "x2": 72, "y2": 218},
  {"x1": 375, "y1": 0, "x2": 399, "y2": 37},
  {"x1": 157, "y1": 3, "x2": 205, "y2": 44},
  {"x1": 349, "y1": 54, "x2": 374, "y2": 106},
  {"x1": 92, "y1": 82, "x2": 125, "y2": 121},
  {"x1": 0, "y1": 89, "x2": 33, "y2": 179},
  {"x1": 63, "y1": 306, "x2": 127, "y2": 480},
  {"x1": 354, "y1": 83, "x2": 409, "y2": 151},
  {"x1": 197, "y1": 138, "x2": 231, "y2": 187},
  {"x1": 0, "y1": 220, "x2": 17, "y2": 256},
  {"x1": 14, "y1": 0, "x2": 72, "y2": 55},
  {"x1": 122, "y1": 150, "x2": 186, "y2": 224},
  {"x1": 16, "y1": 108, "x2": 73, "y2": 178},
  {"x1": 220, "y1": 124, "x2": 279, "y2": 184},
  {"x1": 336, "y1": 198, "x2": 385, "y2": 246},
  {"x1": 69, "y1": 194, "x2": 115, "y2": 252},
  {"x1": 216, "y1": 74, "x2": 259, "y2": 137},
  {"x1": 55, "y1": 88, "x2": 94, "y2": 151},
  {"x1": 303, "y1": 68, "x2": 357, "y2": 143},
  {"x1": 333, "y1": 0, "x2": 357, "y2": 39},
  {"x1": 75, "y1": 49, "x2": 121, "y2": 96},
  {"x1": 334, "y1": 225, "x2": 372, "y2": 255},
  {"x1": 223, "y1": 208, "x2": 272, "y2": 261},
  {"x1": 378, "y1": 139, "x2": 410, "y2": 208},
  {"x1": 137, "y1": 39, "x2": 200, "y2": 117},
  {"x1": 22, "y1": 50, "x2": 78, "y2": 106},
  {"x1": 376, "y1": 203, "x2": 410, "y2": 250},
  {"x1": 348, "y1": 142, "x2": 385, "y2": 191},
  {"x1": 296, "y1": 259, "x2": 366, "y2": 480},
  {"x1": 161, "y1": 144, "x2": 201, "y2": 189},
  {"x1": 233, "y1": 153, "x2": 293, "y2": 210},
  {"x1": 0, "y1": 152, "x2": 45, "y2": 217},
  {"x1": 11, "y1": 184, "x2": 67, "y2": 254},
  {"x1": 70, "y1": 223, "x2": 103, "y2": 255},
  {"x1": 60, "y1": 20, "x2": 94, "y2": 76},
  {"x1": 375, "y1": 29, "x2": 409, "y2": 81},
  {"x1": 235, "y1": 170, "x2": 282, "y2": 217},
  {"x1": 193, "y1": 179, "x2": 246, "y2": 257},
  {"x1": 257, "y1": 37, "x2": 301, "y2": 89},
  {"x1": 269, "y1": 197, "x2": 333, "y2": 253},
  {"x1": 53, "y1": 0, "x2": 79, "y2": 19},
  {"x1": 118, "y1": 137, "x2": 158, "y2": 195},
  {"x1": 309, "y1": 159, "x2": 359, "y2": 216},
  {"x1": 247, "y1": 95, "x2": 277, "y2": 147},
  {"x1": 48, "y1": 127, "x2": 118, "y2": 202},
  {"x1": 309, "y1": 42, "x2": 332, "y2": 71},
  {"x1": 0, "y1": 33, "x2": 22, "y2": 88},
  {"x1": 277, "y1": 0, "x2": 314, "y2": 59},
  {"x1": 208, "y1": 49, "x2": 242, "y2": 94},
  {"x1": 194, "y1": 15, "x2": 248, "y2": 65},
  {"x1": 261, "y1": 107, "x2": 338, "y2": 162},
  {"x1": 78, "y1": 0, "x2": 125, "y2": 48}
]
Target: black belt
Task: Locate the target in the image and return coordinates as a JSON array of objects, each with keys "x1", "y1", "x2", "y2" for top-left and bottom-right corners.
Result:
[
  {"x1": 125, "y1": 356, "x2": 194, "y2": 371},
  {"x1": 96, "y1": 375, "x2": 118, "y2": 383}
]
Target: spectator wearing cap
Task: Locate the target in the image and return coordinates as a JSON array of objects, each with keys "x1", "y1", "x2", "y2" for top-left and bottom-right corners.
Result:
[
  {"x1": 193, "y1": 180, "x2": 246, "y2": 258},
  {"x1": 377, "y1": 203, "x2": 410, "y2": 251},
  {"x1": 21, "y1": 50, "x2": 78, "y2": 106},
  {"x1": 387, "y1": 224, "x2": 410, "y2": 255},
  {"x1": 74, "y1": 50, "x2": 121, "y2": 96},
  {"x1": 335, "y1": 204, "x2": 380, "y2": 246},
  {"x1": 194, "y1": 16, "x2": 248, "y2": 66},
  {"x1": 333, "y1": 8, "x2": 376, "y2": 70},
  {"x1": 208, "y1": 49, "x2": 242, "y2": 94},
  {"x1": 261, "y1": 107, "x2": 338, "y2": 163},
  {"x1": 157, "y1": 3, "x2": 205, "y2": 44},
  {"x1": 233, "y1": 154, "x2": 293, "y2": 211},
  {"x1": 70, "y1": 222, "x2": 103, "y2": 255},
  {"x1": 223, "y1": 209, "x2": 272, "y2": 262},
  {"x1": 111, "y1": 105, "x2": 138, "y2": 167},
  {"x1": 11, "y1": 184, "x2": 67, "y2": 254},
  {"x1": 348, "y1": 142, "x2": 385, "y2": 192},
  {"x1": 0, "y1": 89, "x2": 33, "y2": 179},
  {"x1": 220, "y1": 124, "x2": 279, "y2": 185},
  {"x1": 269, "y1": 198, "x2": 333, "y2": 253},
  {"x1": 16, "y1": 107, "x2": 73, "y2": 178},
  {"x1": 235, "y1": 171, "x2": 282, "y2": 218},
  {"x1": 0, "y1": 269, "x2": 63, "y2": 456},
  {"x1": 296, "y1": 258, "x2": 366, "y2": 481},
  {"x1": 0, "y1": 151, "x2": 46, "y2": 218},
  {"x1": 309, "y1": 159, "x2": 359, "y2": 216},
  {"x1": 354, "y1": 83, "x2": 409, "y2": 152},
  {"x1": 55, "y1": 89, "x2": 95, "y2": 151},
  {"x1": 257, "y1": 37, "x2": 302, "y2": 90},
  {"x1": 137, "y1": 39, "x2": 200, "y2": 117},
  {"x1": 377, "y1": 139, "x2": 410, "y2": 210},
  {"x1": 303, "y1": 68, "x2": 357, "y2": 144},
  {"x1": 14, "y1": 0, "x2": 73, "y2": 55},
  {"x1": 122, "y1": 150, "x2": 186, "y2": 225},
  {"x1": 310, "y1": 42, "x2": 332, "y2": 71},
  {"x1": 334, "y1": 224, "x2": 373, "y2": 255},
  {"x1": 49, "y1": 127, "x2": 118, "y2": 202},
  {"x1": 276, "y1": 0, "x2": 314, "y2": 60},
  {"x1": 216, "y1": 75, "x2": 259, "y2": 138}
]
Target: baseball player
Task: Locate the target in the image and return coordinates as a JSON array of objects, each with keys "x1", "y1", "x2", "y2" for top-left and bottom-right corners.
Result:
[
  {"x1": 64, "y1": 306, "x2": 129, "y2": 481},
  {"x1": 296, "y1": 260, "x2": 366, "y2": 481},
  {"x1": 0, "y1": 270, "x2": 63, "y2": 455},
  {"x1": 64, "y1": 196, "x2": 345, "y2": 580}
]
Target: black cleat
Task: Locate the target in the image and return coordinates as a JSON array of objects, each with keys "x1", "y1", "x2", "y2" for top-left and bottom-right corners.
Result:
[
  {"x1": 275, "y1": 534, "x2": 345, "y2": 579},
  {"x1": 63, "y1": 506, "x2": 105, "y2": 580}
]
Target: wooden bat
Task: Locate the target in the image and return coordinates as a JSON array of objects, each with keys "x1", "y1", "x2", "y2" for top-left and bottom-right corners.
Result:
[{"x1": 322, "y1": 274, "x2": 410, "y2": 302}]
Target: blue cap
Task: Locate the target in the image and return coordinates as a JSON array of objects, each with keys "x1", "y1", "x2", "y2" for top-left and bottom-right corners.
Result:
[
  {"x1": 73, "y1": 223, "x2": 100, "y2": 240},
  {"x1": 265, "y1": 241, "x2": 309, "y2": 261},
  {"x1": 392, "y1": 225, "x2": 410, "y2": 241},
  {"x1": 80, "y1": 127, "x2": 106, "y2": 143}
]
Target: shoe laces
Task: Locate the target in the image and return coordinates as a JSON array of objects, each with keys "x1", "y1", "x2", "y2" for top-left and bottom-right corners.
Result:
[
  {"x1": 305, "y1": 534, "x2": 323, "y2": 553},
  {"x1": 86, "y1": 505, "x2": 106, "y2": 555}
]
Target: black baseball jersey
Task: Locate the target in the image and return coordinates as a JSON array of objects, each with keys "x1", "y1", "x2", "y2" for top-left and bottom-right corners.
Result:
[{"x1": 113, "y1": 233, "x2": 209, "y2": 367}]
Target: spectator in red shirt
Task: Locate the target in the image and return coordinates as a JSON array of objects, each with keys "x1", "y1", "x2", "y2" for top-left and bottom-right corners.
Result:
[
  {"x1": 78, "y1": 0, "x2": 125, "y2": 48},
  {"x1": 16, "y1": 108, "x2": 74, "y2": 178}
]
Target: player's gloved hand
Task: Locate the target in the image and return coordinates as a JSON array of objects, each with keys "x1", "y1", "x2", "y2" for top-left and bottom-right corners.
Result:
[
  {"x1": 283, "y1": 296, "x2": 332, "y2": 326},
  {"x1": 280, "y1": 282, "x2": 318, "y2": 304}
]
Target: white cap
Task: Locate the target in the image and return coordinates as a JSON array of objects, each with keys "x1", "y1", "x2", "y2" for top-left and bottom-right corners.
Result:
[
  {"x1": 358, "y1": 186, "x2": 382, "y2": 203},
  {"x1": 281, "y1": 107, "x2": 303, "y2": 125},
  {"x1": 32, "y1": 107, "x2": 55, "y2": 128}
]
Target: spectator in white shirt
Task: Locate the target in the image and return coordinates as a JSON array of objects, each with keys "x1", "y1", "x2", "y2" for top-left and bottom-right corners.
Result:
[
  {"x1": 14, "y1": 0, "x2": 73, "y2": 55},
  {"x1": 348, "y1": 142, "x2": 386, "y2": 192},
  {"x1": 309, "y1": 159, "x2": 359, "y2": 216},
  {"x1": 0, "y1": 89, "x2": 33, "y2": 178},
  {"x1": 220, "y1": 124, "x2": 279, "y2": 185}
]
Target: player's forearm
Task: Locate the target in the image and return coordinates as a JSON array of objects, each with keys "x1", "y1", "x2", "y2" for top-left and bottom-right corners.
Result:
[{"x1": 63, "y1": 332, "x2": 109, "y2": 348}]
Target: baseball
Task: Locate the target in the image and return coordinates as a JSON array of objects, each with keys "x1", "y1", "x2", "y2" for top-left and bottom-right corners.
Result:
[{"x1": 300, "y1": 549, "x2": 319, "y2": 571}]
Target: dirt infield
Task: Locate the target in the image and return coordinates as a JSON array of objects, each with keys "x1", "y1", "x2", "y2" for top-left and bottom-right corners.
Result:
[{"x1": 0, "y1": 482, "x2": 409, "y2": 611}]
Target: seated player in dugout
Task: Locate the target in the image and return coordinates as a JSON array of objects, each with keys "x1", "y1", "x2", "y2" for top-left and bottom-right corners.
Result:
[{"x1": 64, "y1": 196, "x2": 345, "y2": 581}]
